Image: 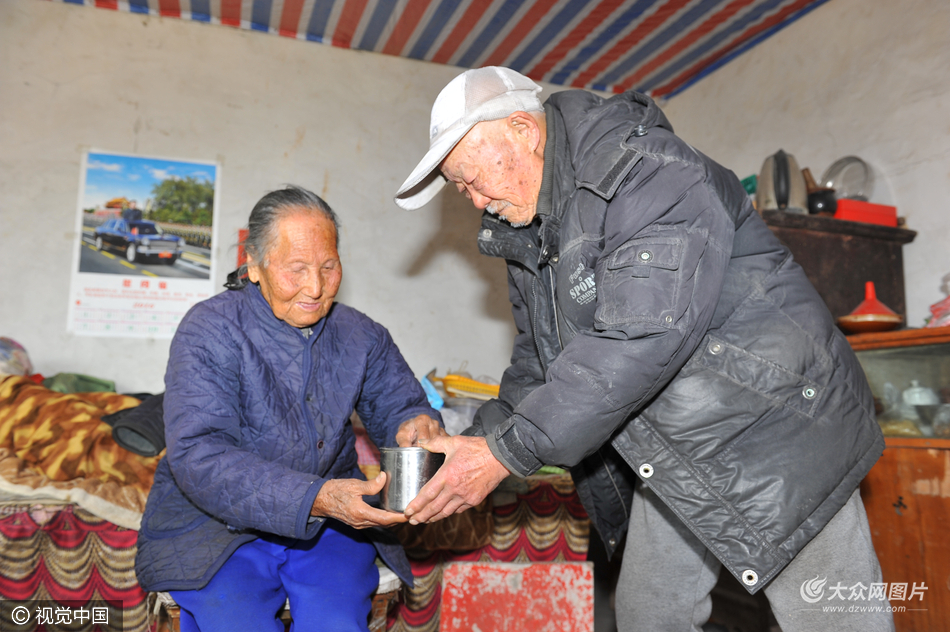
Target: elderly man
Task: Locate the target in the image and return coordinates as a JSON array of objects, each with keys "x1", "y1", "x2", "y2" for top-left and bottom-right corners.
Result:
[{"x1": 395, "y1": 67, "x2": 893, "y2": 632}]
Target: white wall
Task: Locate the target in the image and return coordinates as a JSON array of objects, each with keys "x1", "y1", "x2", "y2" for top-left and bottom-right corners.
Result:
[
  {"x1": 0, "y1": 0, "x2": 520, "y2": 392},
  {"x1": 660, "y1": 0, "x2": 950, "y2": 327},
  {"x1": 4, "y1": 0, "x2": 948, "y2": 394}
]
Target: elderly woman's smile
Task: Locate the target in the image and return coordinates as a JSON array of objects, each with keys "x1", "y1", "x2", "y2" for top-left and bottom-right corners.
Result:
[{"x1": 247, "y1": 209, "x2": 342, "y2": 328}]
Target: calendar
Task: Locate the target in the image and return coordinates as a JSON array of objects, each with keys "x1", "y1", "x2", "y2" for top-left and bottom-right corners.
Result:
[{"x1": 67, "y1": 150, "x2": 219, "y2": 339}]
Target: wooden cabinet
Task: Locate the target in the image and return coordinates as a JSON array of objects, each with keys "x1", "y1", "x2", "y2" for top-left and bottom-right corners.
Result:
[
  {"x1": 851, "y1": 327, "x2": 950, "y2": 632},
  {"x1": 860, "y1": 437, "x2": 950, "y2": 631},
  {"x1": 762, "y1": 210, "x2": 916, "y2": 321}
]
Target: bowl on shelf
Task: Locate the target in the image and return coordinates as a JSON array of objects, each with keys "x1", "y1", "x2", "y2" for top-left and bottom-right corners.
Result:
[
  {"x1": 837, "y1": 281, "x2": 903, "y2": 334},
  {"x1": 837, "y1": 312, "x2": 903, "y2": 334}
]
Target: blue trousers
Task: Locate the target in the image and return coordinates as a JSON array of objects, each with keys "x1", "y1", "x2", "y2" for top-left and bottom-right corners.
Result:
[{"x1": 170, "y1": 520, "x2": 379, "y2": 632}]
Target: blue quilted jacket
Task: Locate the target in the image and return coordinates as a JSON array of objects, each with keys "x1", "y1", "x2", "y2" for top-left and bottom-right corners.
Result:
[{"x1": 134, "y1": 283, "x2": 438, "y2": 591}]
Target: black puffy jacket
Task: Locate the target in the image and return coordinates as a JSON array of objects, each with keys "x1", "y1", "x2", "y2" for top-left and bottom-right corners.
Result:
[{"x1": 469, "y1": 90, "x2": 883, "y2": 593}]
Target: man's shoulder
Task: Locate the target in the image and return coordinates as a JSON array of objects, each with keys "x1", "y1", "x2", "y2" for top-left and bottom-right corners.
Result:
[
  {"x1": 547, "y1": 91, "x2": 670, "y2": 198},
  {"x1": 545, "y1": 88, "x2": 606, "y2": 114}
]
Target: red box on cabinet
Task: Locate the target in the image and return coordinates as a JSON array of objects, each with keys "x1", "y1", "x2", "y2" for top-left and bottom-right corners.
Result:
[{"x1": 834, "y1": 199, "x2": 898, "y2": 227}]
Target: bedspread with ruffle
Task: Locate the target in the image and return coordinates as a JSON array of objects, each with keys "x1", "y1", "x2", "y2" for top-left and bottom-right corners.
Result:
[{"x1": 0, "y1": 375, "x2": 160, "y2": 529}]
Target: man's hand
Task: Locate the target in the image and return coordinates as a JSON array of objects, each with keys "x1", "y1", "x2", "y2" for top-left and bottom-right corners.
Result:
[
  {"x1": 311, "y1": 473, "x2": 407, "y2": 528},
  {"x1": 404, "y1": 434, "x2": 511, "y2": 524},
  {"x1": 396, "y1": 414, "x2": 445, "y2": 446}
]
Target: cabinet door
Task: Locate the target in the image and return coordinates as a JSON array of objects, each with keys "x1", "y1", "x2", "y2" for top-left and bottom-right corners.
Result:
[{"x1": 860, "y1": 438, "x2": 950, "y2": 631}]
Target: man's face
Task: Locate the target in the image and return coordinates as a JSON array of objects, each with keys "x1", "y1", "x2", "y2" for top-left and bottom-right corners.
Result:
[
  {"x1": 247, "y1": 210, "x2": 342, "y2": 328},
  {"x1": 440, "y1": 118, "x2": 544, "y2": 227}
]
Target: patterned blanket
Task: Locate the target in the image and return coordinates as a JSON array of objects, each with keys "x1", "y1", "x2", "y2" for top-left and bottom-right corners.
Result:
[{"x1": 0, "y1": 375, "x2": 160, "y2": 529}]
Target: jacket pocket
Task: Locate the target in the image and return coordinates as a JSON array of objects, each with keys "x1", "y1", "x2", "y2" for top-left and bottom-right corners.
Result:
[
  {"x1": 141, "y1": 479, "x2": 212, "y2": 539},
  {"x1": 594, "y1": 234, "x2": 684, "y2": 328},
  {"x1": 700, "y1": 337, "x2": 823, "y2": 420}
]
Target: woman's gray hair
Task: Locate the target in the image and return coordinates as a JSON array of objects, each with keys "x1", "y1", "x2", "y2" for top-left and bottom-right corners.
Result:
[{"x1": 225, "y1": 186, "x2": 340, "y2": 290}]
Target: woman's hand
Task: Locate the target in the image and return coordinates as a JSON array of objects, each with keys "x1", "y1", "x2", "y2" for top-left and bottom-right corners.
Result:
[
  {"x1": 396, "y1": 414, "x2": 446, "y2": 447},
  {"x1": 310, "y1": 472, "x2": 407, "y2": 528}
]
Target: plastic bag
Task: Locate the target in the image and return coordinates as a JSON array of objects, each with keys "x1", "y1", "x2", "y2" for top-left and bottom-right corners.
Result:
[
  {"x1": 925, "y1": 294, "x2": 950, "y2": 328},
  {"x1": 0, "y1": 337, "x2": 32, "y2": 376}
]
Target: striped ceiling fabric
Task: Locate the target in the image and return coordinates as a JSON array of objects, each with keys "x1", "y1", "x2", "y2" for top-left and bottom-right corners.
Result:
[{"x1": 56, "y1": 0, "x2": 829, "y2": 98}]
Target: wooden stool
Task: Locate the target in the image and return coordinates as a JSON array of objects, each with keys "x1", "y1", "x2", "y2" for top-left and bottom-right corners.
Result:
[{"x1": 151, "y1": 562, "x2": 402, "y2": 631}]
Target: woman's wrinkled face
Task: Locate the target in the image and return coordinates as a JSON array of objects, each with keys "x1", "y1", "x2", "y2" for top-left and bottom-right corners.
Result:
[{"x1": 247, "y1": 210, "x2": 342, "y2": 328}]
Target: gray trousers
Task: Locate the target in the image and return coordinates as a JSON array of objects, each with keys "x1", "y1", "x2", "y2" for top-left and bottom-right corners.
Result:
[{"x1": 615, "y1": 486, "x2": 895, "y2": 632}]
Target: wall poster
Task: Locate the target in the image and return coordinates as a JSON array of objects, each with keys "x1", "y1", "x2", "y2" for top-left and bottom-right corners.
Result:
[{"x1": 67, "y1": 150, "x2": 220, "y2": 338}]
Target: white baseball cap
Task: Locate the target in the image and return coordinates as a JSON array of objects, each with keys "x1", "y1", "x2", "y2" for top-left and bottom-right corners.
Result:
[{"x1": 394, "y1": 66, "x2": 543, "y2": 210}]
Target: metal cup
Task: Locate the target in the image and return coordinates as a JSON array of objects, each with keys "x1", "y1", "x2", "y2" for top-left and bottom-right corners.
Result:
[{"x1": 379, "y1": 447, "x2": 445, "y2": 513}]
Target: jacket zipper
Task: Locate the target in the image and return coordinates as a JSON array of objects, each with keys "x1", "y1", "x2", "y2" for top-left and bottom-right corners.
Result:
[
  {"x1": 531, "y1": 275, "x2": 547, "y2": 375},
  {"x1": 548, "y1": 265, "x2": 564, "y2": 351},
  {"x1": 599, "y1": 449, "x2": 629, "y2": 521}
]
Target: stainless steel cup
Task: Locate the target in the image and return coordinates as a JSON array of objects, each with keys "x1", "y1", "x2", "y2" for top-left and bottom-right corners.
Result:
[{"x1": 379, "y1": 447, "x2": 445, "y2": 513}]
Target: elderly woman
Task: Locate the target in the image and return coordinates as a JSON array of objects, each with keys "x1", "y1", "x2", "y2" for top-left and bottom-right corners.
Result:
[{"x1": 135, "y1": 186, "x2": 441, "y2": 632}]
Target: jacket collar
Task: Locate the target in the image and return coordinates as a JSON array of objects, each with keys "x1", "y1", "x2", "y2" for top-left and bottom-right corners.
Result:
[
  {"x1": 477, "y1": 214, "x2": 540, "y2": 272},
  {"x1": 476, "y1": 103, "x2": 571, "y2": 271},
  {"x1": 534, "y1": 100, "x2": 576, "y2": 266}
]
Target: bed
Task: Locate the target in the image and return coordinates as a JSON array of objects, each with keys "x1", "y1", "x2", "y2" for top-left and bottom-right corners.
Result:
[{"x1": 0, "y1": 374, "x2": 156, "y2": 631}]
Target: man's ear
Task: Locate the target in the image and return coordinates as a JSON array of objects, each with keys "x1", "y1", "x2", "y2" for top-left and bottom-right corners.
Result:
[{"x1": 507, "y1": 111, "x2": 541, "y2": 151}]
